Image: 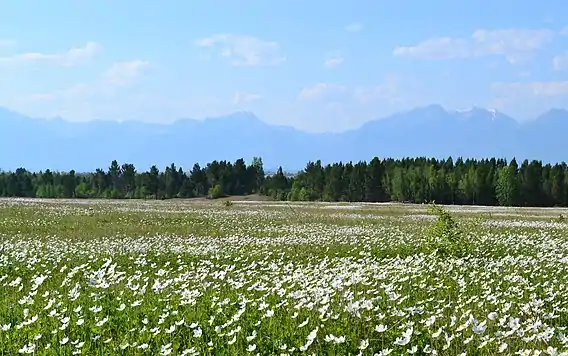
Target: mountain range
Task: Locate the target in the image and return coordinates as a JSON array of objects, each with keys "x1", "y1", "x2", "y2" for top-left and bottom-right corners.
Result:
[{"x1": 1, "y1": 104, "x2": 567, "y2": 172}]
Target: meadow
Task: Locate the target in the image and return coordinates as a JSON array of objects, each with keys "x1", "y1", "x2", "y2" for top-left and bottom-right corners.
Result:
[{"x1": 1, "y1": 198, "x2": 568, "y2": 355}]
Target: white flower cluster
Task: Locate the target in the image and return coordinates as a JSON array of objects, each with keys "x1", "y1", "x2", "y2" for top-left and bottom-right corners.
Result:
[{"x1": 0, "y1": 198, "x2": 567, "y2": 355}]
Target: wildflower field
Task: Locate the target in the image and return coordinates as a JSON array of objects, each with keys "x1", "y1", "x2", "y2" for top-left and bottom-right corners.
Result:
[{"x1": 1, "y1": 198, "x2": 568, "y2": 356}]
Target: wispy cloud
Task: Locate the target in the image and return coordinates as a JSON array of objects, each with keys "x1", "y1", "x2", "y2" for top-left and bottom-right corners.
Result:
[
  {"x1": 300, "y1": 77, "x2": 406, "y2": 105},
  {"x1": 490, "y1": 80, "x2": 568, "y2": 117},
  {"x1": 0, "y1": 39, "x2": 16, "y2": 48},
  {"x1": 394, "y1": 28, "x2": 555, "y2": 64},
  {"x1": 353, "y1": 82, "x2": 402, "y2": 105},
  {"x1": 492, "y1": 81, "x2": 568, "y2": 97},
  {"x1": 299, "y1": 83, "x2": 347, "y2": 101},
  {"x1": 232, "y1": 91, "x2": 262, "y2": 106},
  {"x1": 344, "y1": 23, "x2": 363, "y2": 33},
  {"x1": 394, "y1": 37, "x2": 469, "y2": 60},
  {"x1": 324, "y1": 51, "x2": 344, "y2": 68},
  {"x1": 196, "y1": 34, "x2": 286, "y2": 67},
  {"x1": 0, "y1": 41, "x2": 101, "y2": 67},
  {"x1": 553, "y1": 52, "x2": 568, "y2": 71},
  {"x1": 25, "y1": 59, "x2": 150, "y2": 102},
  {"x1": 103, "y1": 60, "x2": 150, "y2": 86},
  {"x1": 293, "y1": 77, "x2": 422, "y2": 132}
]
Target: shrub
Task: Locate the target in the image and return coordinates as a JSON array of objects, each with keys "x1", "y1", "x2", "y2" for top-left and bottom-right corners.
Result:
[
  {"x1": 425, "y1": 202, "x2": 468, "y2": 257},
  {"x1": 207, "y1": 184, "x2": 225, "y2": 199}
]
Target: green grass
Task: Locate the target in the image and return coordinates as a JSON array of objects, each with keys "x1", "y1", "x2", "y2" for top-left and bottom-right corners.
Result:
[{"x1": 1, "y1": 199, "x2": 568, "y2": 355}]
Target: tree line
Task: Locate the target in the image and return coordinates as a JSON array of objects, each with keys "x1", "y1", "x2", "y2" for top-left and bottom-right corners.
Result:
[
  {"x1": 1, "y1": 156, "x2": 567, "y2": 207},
  {"x1": 0, "y1": 158, "x2": 266, "y2": 200}
]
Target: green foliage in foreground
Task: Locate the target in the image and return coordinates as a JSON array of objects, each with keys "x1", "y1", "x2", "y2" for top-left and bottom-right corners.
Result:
[
  {"x1": 425, "y1": 202, "x2": 468, "y2": 257},
  {"x1": 373, "y1": 202, "x2": 470, "y2": 259},
  {"x1": 1, "y1": 199, "x2": 568, "y2": 355}
]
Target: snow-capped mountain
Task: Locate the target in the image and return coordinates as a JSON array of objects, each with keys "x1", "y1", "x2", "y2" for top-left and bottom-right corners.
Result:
[{"x1": 0, "y1": 105, "x2": 566, "y2": 172}]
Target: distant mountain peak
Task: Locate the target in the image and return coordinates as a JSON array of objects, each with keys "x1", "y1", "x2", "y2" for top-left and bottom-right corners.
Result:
[
  {"x1": 454, "y1": 106, "x2": 494, "y2": 113},
  {"x1": 539, "y1": 108, "x2": 568, "y2": 116},
  {"x1": 0, "y1": 107, "x2": 29, "y2": 120},
  {"x1": 453, "y1": 106, "x2": 507, "y2": 121},
  {"x1": 535, "y1": 108, "x2": 568, "y2": 124},
  {"x1": 202, "y1": 110, "x2": 262, "y2": 124},
  {"x1": 391, "y1": 104, "x2": 450, "y2": 123},
  {"x1": 411, "y1": 104, "x2": 447, "y2": 114},
  {"x1": 0, "y1": 104, "x2": 567, "y2": 172},
  {"x1": 215, "y1": 110, "x2": 257, "y2": 119}
]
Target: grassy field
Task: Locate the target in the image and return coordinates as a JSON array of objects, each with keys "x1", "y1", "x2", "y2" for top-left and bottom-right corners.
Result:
[{"x1": 1, "y1": 198, "x2": 568, "y2": 355}]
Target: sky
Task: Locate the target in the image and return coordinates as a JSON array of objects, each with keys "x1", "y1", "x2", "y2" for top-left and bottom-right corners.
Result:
[{"x1": 2, "y1": 0, "x2": 568, "y2": 132}]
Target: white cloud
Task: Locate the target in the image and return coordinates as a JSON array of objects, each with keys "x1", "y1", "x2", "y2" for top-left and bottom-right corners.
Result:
[
  {"x1": 196, "y1": 34, "x2": 285, "y2": 67},
  {"x1": 473, "y1": 29, "x2": 553, "y2": 63},
  {"x1": 353, "y1": 80, "x2": 403, "y2": 105},
  {"x1": 103, "y1": 60, "x2": 150, "y2": 86},
  {"x1": 473, "y1": 29, "x2": 553, "y2": 53},
  {"x1": 232, "y1": 91, "x2": 262, "y2": 106},
  {"x1": 345, "y1": 23, "x2": 363, "y2": 33},
  {"x1": 393, "y1": 37, "x2": 470, "y2": 60},
  {"x1": 0, "y1": 41, "x2": 101, "y2": 67},
  {"x1": 490, "y1": 80, "x2": 568, "y2": 119},
  {"x1": 20, "y1": 60, "x2": 150, "y2": 104},
  {"x1": 0, "y1": 39, "x2": 15, "y2": 48},
  {"x1": 7, "y1": 59, "x2": 150, "y2": 121},
  {"x1": 292, "y1": 77, "x2": 425, "y2": 132},
  {"x1": 299, "y1": 83, "x2": 346, "y2": 101},
  {"x1": 300, "y1": 77, "x2": 409, "y2": 106},
  {"x1": 561, "y1": 27, "x2": 568, "y2": 36},
  {"x1": 553, "y1": 52, "x2": 568, "y2": 70},
  {"x1": 25, "y1": 83, "x2": 95, "y2": 102},
  {"x1": 492, "y1": 81, "x2": 568, "y2": 97},
  {"x1": 324, "y1": 51, "x2": 344, "y2": 68},
  {"x1": 394, "y1": 28, "x2": 555, "y2": 63}
]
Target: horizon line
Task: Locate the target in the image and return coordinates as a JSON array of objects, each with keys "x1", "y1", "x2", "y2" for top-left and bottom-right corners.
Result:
[{"x1": 1, "y1": 104, "x2": 566, "y2": 134}]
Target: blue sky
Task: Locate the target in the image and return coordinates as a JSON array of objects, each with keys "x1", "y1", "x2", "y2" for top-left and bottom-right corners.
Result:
[{"x1": 1, "y1": 0, "x2": 568, "y2": 132}]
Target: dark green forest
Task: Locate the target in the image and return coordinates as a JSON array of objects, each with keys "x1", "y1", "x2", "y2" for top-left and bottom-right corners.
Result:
[{"x1": 1, "y1": 156, "x2": 567, "y2": 207}]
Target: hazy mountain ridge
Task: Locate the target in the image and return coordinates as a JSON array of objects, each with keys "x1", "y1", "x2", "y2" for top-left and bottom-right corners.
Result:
[{"x1": 1, "y1": 105, "x2": 567, "y2": 172}]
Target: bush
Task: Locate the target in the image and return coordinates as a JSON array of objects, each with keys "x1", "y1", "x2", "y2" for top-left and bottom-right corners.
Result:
[
  {"x1": 223, "y1": 200, "x2": 234, "y2": 207},
  {"x1": 425, "y1": 202, "x2": 468, "y2": 257},
  {"x1": 207, "y1": 184, "x2": 225, "y2": 199}
]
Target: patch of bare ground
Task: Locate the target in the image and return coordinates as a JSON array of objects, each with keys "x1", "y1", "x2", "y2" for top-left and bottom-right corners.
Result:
[{"x1": 174, "y1": 194, "x2": 273, "y2": 202}]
